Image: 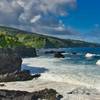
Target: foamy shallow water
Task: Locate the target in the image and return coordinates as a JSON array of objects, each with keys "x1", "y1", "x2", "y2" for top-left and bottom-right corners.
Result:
[
  {"x1": 20, "y1": 56, "x2": 100, "y2": 99},
  {"x1": 1, "y1": 54, "x2": 100, "y2": 100},
  {"x1": 22, "y1": 55, "x2": 100, "y2": 90}
]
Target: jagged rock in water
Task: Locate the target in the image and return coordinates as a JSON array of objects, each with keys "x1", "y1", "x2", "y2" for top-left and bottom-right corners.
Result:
[
  {"x1": 0, "y1": 89, "x2": 63, "y2": 100},
  {"x1": 67, "y1": 87, "x2": 100, "y2": 95},
  {"x1": 45, "y1": 50, "x2": 65, "y2": 54},
  {"x1": 71, "y1": 52, "x2": 77, "y2": 55},
  {"x1": 0, "y1": 84, "x2": 5, "y2": 87},
  {"x1": 15, "y1": 70, "x2": 41, "y2": 81},
  {"x1": 14, "y1": 46, "x2": 37, "y2": 58},
  {"x1": 54, "y1": 52, "x2": 65, "y2": 58},
  {"x1": 0, "y1": 48, "x2": 22, "y2": 82},
  {"x1": 0, "y1": 47, "x2": 39, "y2": 82}
]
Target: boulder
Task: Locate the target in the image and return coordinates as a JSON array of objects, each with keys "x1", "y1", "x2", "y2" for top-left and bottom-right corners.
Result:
[
  {"x1": 0, "y1": 89, "x2": 63, "y2": 100},
  {"x1": 45, "y1": 50, "x2": 55, "y2": 54},
  {"x1": 45, "y1": 50, "x2": 65, "y2": 54},
  {"x1": 0, "y1": 84, "x2": 5, "y2": 87},
  {"x1": 54, "y1": 52, "x2": 65, "y2": 58},
  {"x1": 71, "y1": 52, "x2": 77, "y2": 55},
  {"x1": 0, "y1": 48, "x2": 22, "y2": 82},
  {"x1": 15, "y1": 70, "x2": 33, "y2": 81},
  {"x1": 15, "y1": 70, "x2": 41, "y2": 81}
]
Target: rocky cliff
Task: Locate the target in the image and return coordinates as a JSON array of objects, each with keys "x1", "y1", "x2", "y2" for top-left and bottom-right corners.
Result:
[
  {"x1": 0, "y1": 48, "x2": 22, "y2": 82},
  {"x1": 14, "y1": 46, "x2": 37, "y2": 58}
]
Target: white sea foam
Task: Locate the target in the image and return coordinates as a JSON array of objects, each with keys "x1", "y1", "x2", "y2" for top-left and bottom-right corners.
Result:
[
  {"x1": 85, "y1": 53, "x2": 96, "y2": 58},
  {"x1": 96, "y1": 60, "x2": 100, "y2": 65},
  {"x1": 22, "y1": 56, "x2": 100, "y2": 90},
  {"x1": 1, "y1": 56, "x2": 99, "y2": 100}
]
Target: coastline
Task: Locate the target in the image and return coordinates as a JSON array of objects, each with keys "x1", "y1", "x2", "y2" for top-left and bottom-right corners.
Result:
[
  {"x1": 0, "y1": 78, "x2": 100, "y2": 100},
  {"x1": 0, "y1": 57, "x2": 100, "y2": 100}
]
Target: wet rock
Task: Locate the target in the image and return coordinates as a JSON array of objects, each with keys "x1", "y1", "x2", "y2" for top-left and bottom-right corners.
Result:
[
  {"x1": 0, "y1": 89, "x2": 63, "y2": 100},
  {"x1": 32, "y1": 73, "x2": 41, "y2": 79},
  {"x1": 0, "y1": 48, "x2": 22, "y2": 82},
  {"x1": 71, "y1": 52, "x2": 77, "y2": 55},
  {"x1": 45, "y1": 50, "x2": 65, "y2": 54},
  {"x1": 0, "y1": 70, "x2": 41, "y2": 82},
  {"x1": 32, "y1": 89, "x2": 63, "y2": 100},
  {"x1": 45, "y1": 50, "x2": 55, "y2": 54},
  {"x1": 0, "y1": 89, "x2": 32, "y2": 100},
  {"x1": 0, "y1": 48, "x2": 40, "y2": 82},
  {"x1": 0, "y1": 84, "x2": 5, "y2": 87},
  {"x1": 15, "y1": 70, "x2": 41, "y2": 81},
  {"x1": 54, "y1": 52, "x2": 65, "y2": 58},
  {"x1": 15, "y1": 70, "x2": 33, "y2": 81},
  {"x1": 67, "y1": 87, "x2": 100, "y2": 95}
]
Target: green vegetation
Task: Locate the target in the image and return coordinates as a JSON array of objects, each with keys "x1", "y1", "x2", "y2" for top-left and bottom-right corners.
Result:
[{"x1": 0, "y1": 26, "x2": 100, "y2": 48}]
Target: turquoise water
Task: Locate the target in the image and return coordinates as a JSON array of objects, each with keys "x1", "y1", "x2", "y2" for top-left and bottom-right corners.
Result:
[{"x1": 22, "y1": 47, "x2": 100, "y2": 89}]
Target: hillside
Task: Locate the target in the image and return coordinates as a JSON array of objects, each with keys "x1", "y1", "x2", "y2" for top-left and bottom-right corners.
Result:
[{"x1": 0, "y1": 26, "x2": 100, "y2": 48}]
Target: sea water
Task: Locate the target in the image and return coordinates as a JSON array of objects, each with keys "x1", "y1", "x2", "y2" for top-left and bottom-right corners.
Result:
[{"x1": 22, "y1": 47, "x2": 100, "y2": 90}]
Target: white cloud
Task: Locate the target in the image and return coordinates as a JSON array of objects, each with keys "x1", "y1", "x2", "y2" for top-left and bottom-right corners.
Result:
[
  {"x1": 30, "y1": 15, "x2": 41, "y2": 23},
  {"x1": 0, "y1": 0, "x2": 77, "y2": 37},
  {"x1": 16, "y1": 0, "x2": 76, "y2": 15}
]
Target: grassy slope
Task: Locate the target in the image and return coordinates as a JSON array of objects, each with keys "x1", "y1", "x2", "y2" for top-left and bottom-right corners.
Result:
[{"x1": 0, "y1": 26, "x2": 100, "y2": 48}]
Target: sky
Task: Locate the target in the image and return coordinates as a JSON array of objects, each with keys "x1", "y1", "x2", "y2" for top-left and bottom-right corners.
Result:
[{"x1": 0, "y1": 0, "x2": 100, "y2": 43}]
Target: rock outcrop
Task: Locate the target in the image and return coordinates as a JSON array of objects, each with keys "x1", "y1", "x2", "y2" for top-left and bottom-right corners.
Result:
[
  {"x1": 0, "y1": 48, "x2": 22, "y2": 74},
  {"x1": 0, "y1": 48, "x2": 40, "y2": 82},
  {"x1": 54, "y1": 52, "x2": 65, "y2": 58},
  {"x1": 0, "y1": 89, "x2": 63, "y2": 100},
  {"x1": 15, "y1": 70, "x2": 41, "y2": 81},
  {"x1": 14, "y1": 46, "x2": 37, "y2": 58},
  {"x1": 0, "y1": 48, "x2": 22, "y2": 82},
  {"x1": 67, "y1": 87, "x2": 100, "y2": 95},
  {"x1": 45, "y1": 50, "x2": 65, "y2": 54}
]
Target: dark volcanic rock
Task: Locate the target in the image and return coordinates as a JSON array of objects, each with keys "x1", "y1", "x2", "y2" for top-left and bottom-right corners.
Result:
[
  {"x1": 0, "y1": 48, "x2": 22, "y2": 82},
  {"x1": 71, "y1": 52, "x2": 77, "y2": 55},
  {"x1": 0, "y1": 84, "x2": 5, "y2": 87},
  {"x1": 45, "y1": 50, "x2": 55, "y2": 54},
  {"x1": 54, "y1": 52, "x2": 65, "y2": 58},
  {"x1": 0, "y1": 70, "x2": 41, "y2": 82},
  {"x1": 14, "y1": 46, "x2": 37, "y2": 58},
  {"x1": 0, "y1": 48, "x2": 22, "y2": 74},
  {"x1": 45, "y1": 50, "x2": 65, "y2": 54},
  {"x1": 67, "y1": 87, "x2": 100, "y2": 95},
  {"x1": 15, "y1": 70, "x2": 41, "y2": 81},
  {"x1": 15, "y1": 70, "x2": 33, "y2": 81},
  {"x1": 0, "y1": 89, "x2": 32, "y2": 100},
  {"x1": 0, "y1": 48, "x2": 39, "y2": 82},
  {"x1": 0, "y1": 89, "x2": 63, "y2": 100}
]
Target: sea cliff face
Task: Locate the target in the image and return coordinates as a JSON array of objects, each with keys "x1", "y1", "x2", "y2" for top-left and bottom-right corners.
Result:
[
  {"x1": 0, "y1": 48, "x2": 22, "y2": 74},
  {"x1": 0, "y1": 48, "x2": 22, "y2": 82},
  {"x1": 14, "y1": 46, "x2": 37, "y2": 58},
  {"x1": 0, "y1": 47, "x2": 39, "y2": 82}
]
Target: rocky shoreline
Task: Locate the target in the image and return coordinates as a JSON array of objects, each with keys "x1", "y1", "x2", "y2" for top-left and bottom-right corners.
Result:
[
  {"x1": 0, "y1": 48, "x2": 100, "y2": 100},
  {"x1": 0, "y1": 48, "x2": 63, "y2": 100},
  {"x1": 0, "y1": 89, "x2": 63, "y2": 100},
  {"x1": 0, "y1": 47, "x2": 39, "y2": 82}
]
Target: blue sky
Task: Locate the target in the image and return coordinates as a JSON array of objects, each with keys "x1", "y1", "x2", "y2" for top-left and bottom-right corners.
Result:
[
  {"x1": 0, "y1": 0, "x2": 100, "y2": 43},
  {"x1": 63, "y1": 0, "x2": 100, "y2": 32}
]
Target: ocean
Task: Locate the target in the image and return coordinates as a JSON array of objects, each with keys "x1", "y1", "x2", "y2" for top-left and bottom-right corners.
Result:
[{"x1": 22, "y1": 47, "x2": 100, "y2": 90}]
